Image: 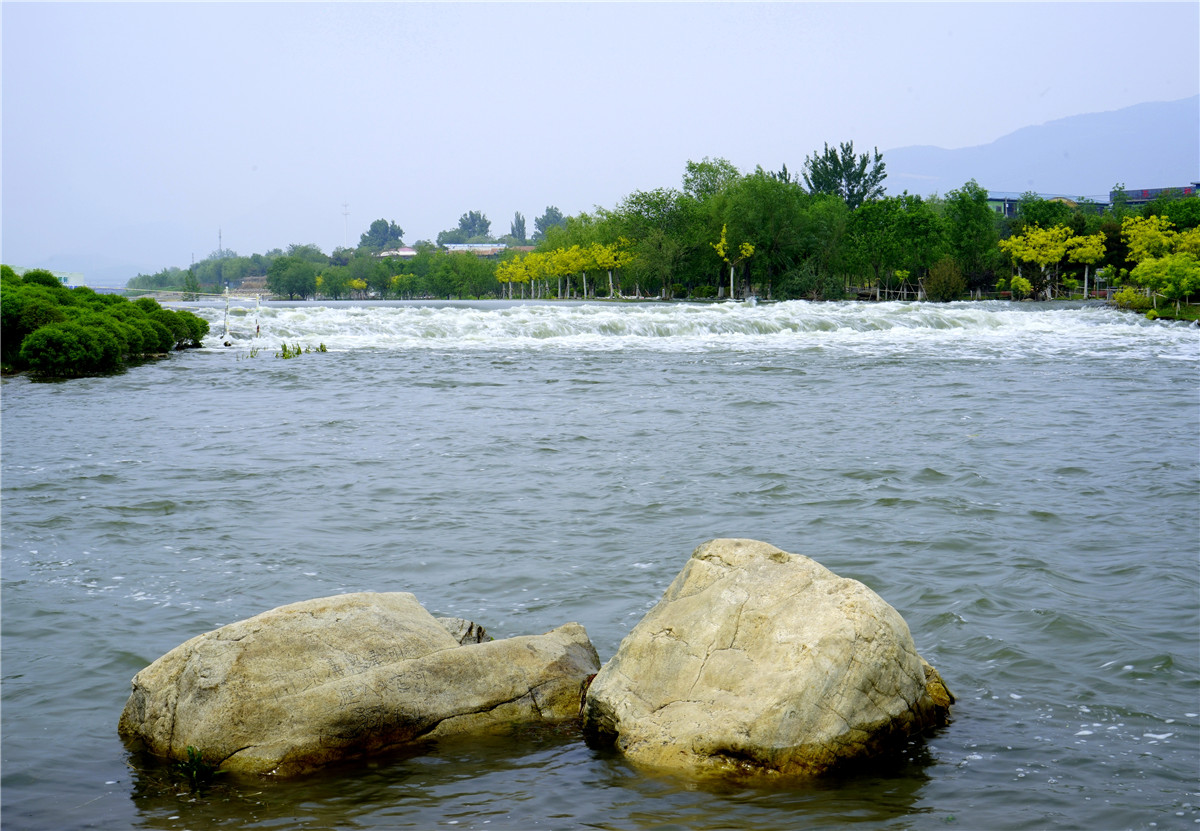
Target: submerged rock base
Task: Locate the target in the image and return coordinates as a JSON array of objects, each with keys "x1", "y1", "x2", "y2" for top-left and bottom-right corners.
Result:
[{"x1": 582, "y1": 538, "x2": 953, "y2": 780}]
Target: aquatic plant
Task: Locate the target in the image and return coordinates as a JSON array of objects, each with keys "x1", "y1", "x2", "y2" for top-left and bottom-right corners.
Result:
[
  {"x1": 274, "y1": 342, "x2": 327, "y2": 359},
  {"x1": 174, "y1": 745, "x2": 223, "y2": 791}
]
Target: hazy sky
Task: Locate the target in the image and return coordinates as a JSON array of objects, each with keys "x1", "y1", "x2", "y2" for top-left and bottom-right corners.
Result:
[{"x1": 4, "y1": 1, "x2": 1198, "y2": 283}]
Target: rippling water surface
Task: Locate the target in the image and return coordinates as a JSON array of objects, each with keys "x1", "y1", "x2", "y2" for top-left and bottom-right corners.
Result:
[{"x1": 3, "y1": 300, "x2": 1197, "y2": 830}]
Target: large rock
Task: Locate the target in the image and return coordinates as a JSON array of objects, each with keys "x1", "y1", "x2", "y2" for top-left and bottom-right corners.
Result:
[
  {"x1": 119, "y1": 592, "x2": 600, "y2": 776},
  {"x1": 582, "y1": 539, "x2": 953, "y2": 780}
]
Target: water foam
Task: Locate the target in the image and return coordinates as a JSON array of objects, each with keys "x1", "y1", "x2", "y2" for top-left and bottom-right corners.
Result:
[{"x1": 192, "y1": 300, "x2": 1198, "y2": 361}]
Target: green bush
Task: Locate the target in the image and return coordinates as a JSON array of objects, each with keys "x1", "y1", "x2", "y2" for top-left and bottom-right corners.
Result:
[
  {"x1": 924, "y1": 257, "x2": 967, "y2": 302},
  {"x1": 776, "y1": 265, "x2": 845, "y2": 300},
  {"x1": 19, "y1": 322, "x2": 120, "y2": 377},
  {"x1": 1009, "y1": 275, "x2": 1033, "y2": 300},
  {"x1": 175, "y1": 310, "x2": 210, "y2": 346},
  {"x1": 21, "y1": 269, "x2": 64, "y2": 289},
  {"x1": 1, "y1": 271, "x2": 208, "y2": 376},
  {"x1": 1112, "y1": 286, "x2": 1153, "y2": 311},
  {"x1": 1, "y1": 285, "x2": 68, "y2": 367}
]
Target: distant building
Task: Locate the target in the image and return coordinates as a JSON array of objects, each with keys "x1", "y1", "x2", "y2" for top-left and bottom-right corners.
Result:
[
  {"x1": 11, "y1": 266, "x2": 82, "y2": 285},
  {"x1": 987, "y1": 183, "x2": 1198, "y2": 218},
  {"x1": 377, "y1": 247, "x2": 418, "y2": 259},
  {"x1": 442, "y1": 243, "x2": 508, "y2": 255},
  {"x1": 1112, "y1": 184, "x2": 1199, "y2": 207}
]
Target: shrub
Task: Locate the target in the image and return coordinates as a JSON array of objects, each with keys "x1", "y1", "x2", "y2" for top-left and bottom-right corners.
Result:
[
  {"x1": 21, "y1": 269, "x2": 63, "y2": 289},
  {"x1": 145, "y1": 320, "x2": 174, "y2": 353},
  {"x1": 1009, "y1": 275, "x2": 1033, "y2": 300},
  {"x1": 924, "y1": 257, "x2": 967, "y2": 302},
  {"x1": 1112, "y1": 286, "x2": 1153, "y2": 311},
  {"x1": 1, "y1": 286, "x2": 67, "y2": 367},
  {"x1": 150, "y1": 308, "x2": 191, "y2": 349},
  {"x1": 19, "y1": 322, "x2": 121, "y2": 377},
  {"x1": 174, "y1": 310, "x2": 210, "y2": 346}
]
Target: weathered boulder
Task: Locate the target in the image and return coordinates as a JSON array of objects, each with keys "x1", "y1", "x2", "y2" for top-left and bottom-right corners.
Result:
[
  {"x1": 119, "y1": 592, "x2": 600, "y2": 776},
  {"x1": 582, "y1": 539, "x2": 952, "y2": 780}
]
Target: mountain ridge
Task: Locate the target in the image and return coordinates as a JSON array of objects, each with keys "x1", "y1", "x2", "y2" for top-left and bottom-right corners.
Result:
[{"x1": 884, "y1": 95, "x2": 1199, "y2": 199}]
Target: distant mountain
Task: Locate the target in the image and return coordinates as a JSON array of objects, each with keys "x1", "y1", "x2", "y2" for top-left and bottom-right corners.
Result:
[{"x1": 884, "y1": 96, "x2": 1199, "y2": 200}]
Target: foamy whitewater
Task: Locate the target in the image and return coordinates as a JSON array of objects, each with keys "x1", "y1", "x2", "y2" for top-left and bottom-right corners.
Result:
[{"x1": 205, "y1": 298, "x2": 1195, "y2": 360}]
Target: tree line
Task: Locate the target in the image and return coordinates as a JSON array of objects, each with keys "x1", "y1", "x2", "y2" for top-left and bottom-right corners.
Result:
[{"x1": 124, "y1": 143, "x2": 1199, "y2": 307}]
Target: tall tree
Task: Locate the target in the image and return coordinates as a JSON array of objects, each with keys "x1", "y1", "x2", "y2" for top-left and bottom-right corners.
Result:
[
  {"x1": 943, "y1": 180, "x2": 1000, "y2": 291},
  {"x1": 682, "y1": 157, "x2": 741, "y2": 202},
  {"x1": 266, "y1": 256, "x2": 317, "y2": 300},
  {"x1": 510, "y1": 211, "x2": 527, "y2": 243},
  {"x1": 457, "y1": 210, "x2": 492, "y2": 240},
  {"x1": 359, "y1": 219, "x2": 404, "y2": 252},
  {"x1": 801, "y1": 141, "x2": 886, "y2": 210},
  {"x1": 532, "y1": 206, "x2": 566, "y2": 241}
]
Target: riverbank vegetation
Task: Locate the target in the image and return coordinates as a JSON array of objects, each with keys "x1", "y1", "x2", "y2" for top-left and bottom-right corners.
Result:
[
  {"x1": 1, "y1": 265, "x2": 209, "y2": 378},
  {"x1": 121, "y1": 144, "x2": 1198, "y2": 314}
]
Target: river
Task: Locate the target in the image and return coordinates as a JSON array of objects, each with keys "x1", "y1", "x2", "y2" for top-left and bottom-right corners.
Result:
[{"x1": 2, "y1": 299, "x2": 1197, "y2": 830}]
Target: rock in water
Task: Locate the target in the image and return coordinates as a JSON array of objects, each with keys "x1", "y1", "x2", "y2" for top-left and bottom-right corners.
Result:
[
  {"x1": 582, "y1": 539, "x2": 953, "y2": 780},
  {"x1": 119, "y1": 592, "x2": 600, "y2": 776}
]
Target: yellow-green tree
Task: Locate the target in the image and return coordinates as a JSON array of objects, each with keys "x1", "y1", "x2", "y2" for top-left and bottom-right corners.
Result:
[
  {"x1": 524, "y1": 252, "x2": 553, "y2": 299},
  {"x1": 711, "y1": 224, "x2": 754, "y2": 299},
  {"x1": 590, "y1": 239, "x2": 635, "y2": 298},
  {"x1": 495, "y1": 254, "x2": 531, "y2": 299},
  {"x1": 550, "y1": 245, "x2": 587, "y2": 299},
  {"x1": 1122, "y1": 215, "x2": 1200, "y2": 310},
  {"x1": 1066, "y1": 232, "x2": 1107, "y2": 298},
  {"x1": 1122, "y1": 215, "x2": 1177, "y2": 263},
  {"x1": 998, "y1": 224, "x2": 1072, "y2": 299},
  {"x1": 1132, "y1": 253, "x2": 1200, "y2": 311},
  {"x1": 1177, "y1": 226, "x2": 1200, "y2": 257}
]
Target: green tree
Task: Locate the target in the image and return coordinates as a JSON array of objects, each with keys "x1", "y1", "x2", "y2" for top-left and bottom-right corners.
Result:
[
  {"x1": 923, "y1": 256, "x2": 966, "y2": 302},
  {"x1": 1156, "y1": 194, "x2": 1200, "y2": 230},
  {"x1": 1131, "y1": 252, "x2": 1200, "y2": 311},
  {"x1": 801, "y1": 141, "x2": 887, "y2": 210},
  {"x1": 533, "y1": 206, "x2": 567, "y2": 242},
  {"x1": 317, "y1": 266, "x2": 352, "y2": 300},
  {"x1": 458, "y1": 210, "x2": 492, "y2": 240},
  {"x1": 715, "y1": 170, "x2": 818, "y2": 299},
  {"x1": 182, "y1": 270, "x2": 201, "y2": 300},
  {"x1": 266, "y1": 256, "x2": 318, "y2": 300},
  {"x1": 846, "y1": 197, "x2": 903, "y2": 294},
  {"x1": 510, "y1": 212, "x2": 527, "y2": 243},
  {"x1": 943, "y1": 180, "x2": 1000, "y2": 292},
  {"x1": 286, "y1": 243, "x2": 328, "y2": 265},
  {"x1": 359, "y1": 219, "x2": 404, "y2": 252},
  {"x1": 682, "y1": 156, "x2": 741, "y2": 202},
  {"x1": 1014, "y1": 193, "x2": 1073, "y2": 232}
]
